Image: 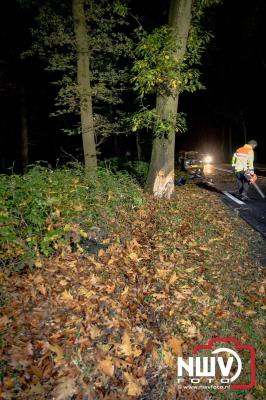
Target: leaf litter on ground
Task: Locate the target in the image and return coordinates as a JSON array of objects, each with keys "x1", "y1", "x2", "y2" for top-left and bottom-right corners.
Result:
[{"x1": 0, "y1": 185, "x2": 265, "y2": 399}]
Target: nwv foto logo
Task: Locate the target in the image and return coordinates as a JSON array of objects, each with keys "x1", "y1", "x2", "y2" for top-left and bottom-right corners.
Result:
[{"x1": 177, "y1": 337, "x2": 256, "y2": 390}]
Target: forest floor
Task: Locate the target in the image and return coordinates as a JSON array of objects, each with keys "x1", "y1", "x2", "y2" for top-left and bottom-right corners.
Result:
[{"x1": 0, "y1": 184, "x2": 265, "y2": 400}]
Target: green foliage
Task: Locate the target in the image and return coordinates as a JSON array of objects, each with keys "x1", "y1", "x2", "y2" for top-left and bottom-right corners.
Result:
[
  {"x1": 131, "y1": 25, "x2": 206, "y2": 99},
  {"x1": 132, "y1": 108, "x2": 158, "y2": 131},
  {"x1": 102, "y1": 158, "x2": 149, "y2": 186},
  {"x1": 131, "y1": 1, "x2": 222, "y2": 134},
  {"x1": 128, "y1": 161, "x2": 149, "y2": 186},
  {"x1": 132, "y1": 108, "x2": 187, "y2": 137},
  {"x1": 23, "y1": 0, "x2": 133, "y2": 143},
  {"x1": 0, "y1": 165, "x2": 144, "y2": 268},
  {"x1": 113, "y1": 0, "x2": 128, "y2": 17}
]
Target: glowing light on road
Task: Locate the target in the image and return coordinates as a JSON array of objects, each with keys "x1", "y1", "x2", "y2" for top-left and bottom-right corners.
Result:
[
  {"x1": 204, "y1": 164, "x2": 213, "y2": 175},
  {"x1": 204, "y1": 155, "x2": 213, "y2": 164}
]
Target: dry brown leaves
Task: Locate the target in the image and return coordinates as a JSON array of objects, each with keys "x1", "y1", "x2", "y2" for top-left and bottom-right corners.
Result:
[{"x1": 0, "y1": 185, "x2": 265, "y2": 399}]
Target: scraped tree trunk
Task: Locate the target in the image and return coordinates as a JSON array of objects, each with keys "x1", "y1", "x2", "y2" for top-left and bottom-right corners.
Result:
[
  {"x1": 146, "y1": 0, "x2": 193, "y2": 198},
  {"x1": 20, "y1": 84, "x2": 29, "y2": 173},
  {"x1": 72, "y1": 0, "x2": 97, "y2": 174}
]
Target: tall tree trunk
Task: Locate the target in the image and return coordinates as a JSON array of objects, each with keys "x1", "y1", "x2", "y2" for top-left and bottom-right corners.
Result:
[
  {"x1": 72, "y1": 0, "x2": 97, "y2": 174},
  {"x1": 20, "y1": 84, "x2": 29, "y2": 172},
  {"x1": 146, "y1": 0, "x2": 193, "y2": 198}
]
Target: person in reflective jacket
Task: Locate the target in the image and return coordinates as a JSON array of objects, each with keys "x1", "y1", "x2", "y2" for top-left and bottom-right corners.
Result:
[{"x1": 232, "y1": 140, "x2": 257, "y2": 200}]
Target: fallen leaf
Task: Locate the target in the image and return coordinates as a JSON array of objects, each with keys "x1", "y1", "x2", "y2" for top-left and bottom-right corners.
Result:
[
  {"x1": 255, "y1": 384, "x2": 264, "y2": 392},
  {"x1": 129, "y1": 238, "x2": 141, "y2": 248},
  {"x1": 37, "y1": 284, "x2": 47, "y2": 296},
  {"x1": 61, "y1": 290, "x2": 73, "y2": 301},
  {"x1": 28, "y1": 383, "x2": 45, "y2": 395},
  {"x1": 0, "y1": 315, "x2": 10, "y2": 328},
  {"x1": 157, "y1": 269, "x2": 169, "y2": 279},
  {"x1": 36, "y1": 340, "x2": 50, "y2": 355},
  {"x1": 120, "y1": 331, "x2": 132, "y2": 356},
  {"x1": 33, "y1": 274, "x2": 44, "y2": 284},
  {"x1": 49, "y1": 343, "x2": 64, "y2": 363},
  {"x1": 79, "y1": 287, "x2": 94, "y2": 298},
  {"x1": 3, "y1": 377, "x2": 15, "y2": 389},
  {"x1": 152, "y1": 348, "x2": 159, "y2": 361},
  {"x1": 35, "y1": 259, "x2": 42, "y2": 268},
  {"x1": 128, "y1": 252, "x2": 141, "y2": 261},
  {"x1": 124, "y1": 372, "x2": 142, "y2": 396},
  {"x1": 245, "y1": 310, "x2": 257, "y2": 316},
  {"x1": 185, "y1": 267, "x2": 195, "y2": 273},
  {"x1": 134, "y1": 347, "x2": 142, "y2": 358},
  {"x1": 106, "y1": 284, "x2": 116, "y2": 294},
  {"x1": 89, "y1": 325, "x2": 101, "y2": 339},
  {"x1": 29, "y1": 365, "x2": 43, "y2": 378},
  {"x1": 113, "y1": 356, "x2": 132, "y2": 368},
  {"x1": 258, "y1": 285, "x2": 265, "y2": 295},
  {"x1": 186, "y1": 324, "x2": 197, "y2": 338},
  {"x1": 98, "y1": 358, "x2": 114, "y2": 377},
  {"x1": 152, "y1": 293, "x2": 167, "y2": 300},
  {"x1": 97, "y1": 343, "x2": 112, "y2": 353},
  {"x1": 162, "y1": 347, "x2": 175, "y2": 367},
  {"x1": 52, "y1": 377, "x2": 77, "y2": 400},
  {"x1": 121, "y1": 286, "x2": 129, "y2": 296},
  {"x1": 59, "y1": 279, "x2": 68, "y2": 286},
  {"x1": 9, "y1": 342, "x2": 34, "y2": 368},
  {"x1": 167, "y1": 337, "x2": 183, "y2": 356},
  {"x1": 169, "y1": 272, "x2": 178, "y2": 284},
  {"x1": 199, "y1": 246, "x2": 209, "y2": 252}
]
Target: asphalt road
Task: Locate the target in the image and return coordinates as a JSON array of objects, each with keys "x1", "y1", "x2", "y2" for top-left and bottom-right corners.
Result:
[
  {"x1": 202, "y1": 164, "x2": 266, "y2": 239},
  {"x1": 196, "y1": 164, "x2": 266, "y2": 266}
]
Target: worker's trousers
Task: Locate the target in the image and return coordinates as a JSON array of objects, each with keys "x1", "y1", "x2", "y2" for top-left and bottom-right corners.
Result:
[{"x1": 235, "y1": 171, "x2": 249, "y2": 195}]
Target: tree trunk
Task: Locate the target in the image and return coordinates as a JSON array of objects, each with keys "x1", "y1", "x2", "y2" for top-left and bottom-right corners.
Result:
[
  {"x1": 20, "y1": 84, "x2": 29, "y2": 173},
  {"x1": 72, "y1": 0, "x2": 97, "y2": 174},
  {"x1": 146, "y1": 0, "x2": 193, "y2": 198}
]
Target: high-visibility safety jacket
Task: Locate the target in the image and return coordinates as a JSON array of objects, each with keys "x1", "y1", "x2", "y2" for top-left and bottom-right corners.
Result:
[{"x1": 232, "y1": 144, "x2": 254, "y2": 173}]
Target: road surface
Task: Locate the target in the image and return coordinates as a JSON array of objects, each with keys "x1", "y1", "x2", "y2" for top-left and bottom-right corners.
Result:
[
  {"x1": 197, "y1": 164, "x2": 266, "y2": 266},
  {"x1": 202, "y1": 164, "x2": 266, "y2": 238}
]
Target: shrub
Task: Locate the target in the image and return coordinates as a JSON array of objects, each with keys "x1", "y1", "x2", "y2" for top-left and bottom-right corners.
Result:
[
  {"x1": 0, "y1": 164, "x2": 144, "y2": 269},
  {"x1": 101, "y1": 158, "x2": 149, "y2": 186}
]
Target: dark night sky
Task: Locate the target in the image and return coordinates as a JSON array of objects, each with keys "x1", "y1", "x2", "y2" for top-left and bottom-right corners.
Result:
[
  {"x1": 179, "y1": 0, "x2": 266, "y2": 162},
  {"x1": 0, "y1": 0, "x2": 265, "y2": 171}
]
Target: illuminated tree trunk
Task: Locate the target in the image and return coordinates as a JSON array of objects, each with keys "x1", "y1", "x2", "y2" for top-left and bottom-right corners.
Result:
[
  {"x1": 72, "y1": 0, "x2": 97, "y2": 174},
  {"x1": 146, "y1": 0, "x2": 192, "y2": 198}
]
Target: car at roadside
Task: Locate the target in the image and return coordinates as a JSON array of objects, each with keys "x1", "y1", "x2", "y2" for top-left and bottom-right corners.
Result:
[{"x1": 177, "y1": 150, "x2": 213, "y2": 177}]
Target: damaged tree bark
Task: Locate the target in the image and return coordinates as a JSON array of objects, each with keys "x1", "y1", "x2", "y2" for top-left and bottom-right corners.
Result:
[{"x1": 146, "y1": 0, "x2": 193, "y2": 198}]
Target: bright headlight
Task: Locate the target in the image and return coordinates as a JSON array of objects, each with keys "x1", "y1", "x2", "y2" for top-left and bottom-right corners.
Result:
[{"x1": 204, "y1": 155, "x2": 213, "y2": 163}]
